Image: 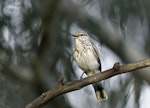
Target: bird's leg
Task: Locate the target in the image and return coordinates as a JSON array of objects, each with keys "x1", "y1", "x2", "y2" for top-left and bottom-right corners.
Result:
[{"x1": 80, "y1": 72, "x2": 85, "y2": 79}]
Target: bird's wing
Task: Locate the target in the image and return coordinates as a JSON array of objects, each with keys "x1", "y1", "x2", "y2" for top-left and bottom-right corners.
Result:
[{"x1": 91, "y1": 40, "x2": 101, "y2": 71}]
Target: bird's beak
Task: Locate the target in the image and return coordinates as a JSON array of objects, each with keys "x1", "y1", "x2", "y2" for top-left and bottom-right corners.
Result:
[{"x1": 73, "y1": 35, "x2": 79, "y2": 39}]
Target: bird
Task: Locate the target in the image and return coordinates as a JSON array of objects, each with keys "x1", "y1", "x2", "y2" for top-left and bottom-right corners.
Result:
[{"x1": 72, "y1": 31, "x2": 107, "y2": 101}]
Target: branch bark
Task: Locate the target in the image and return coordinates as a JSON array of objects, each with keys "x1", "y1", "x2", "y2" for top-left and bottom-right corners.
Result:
[{"x1": 25, "y1": 58, "x2": 150, "y2": 108}]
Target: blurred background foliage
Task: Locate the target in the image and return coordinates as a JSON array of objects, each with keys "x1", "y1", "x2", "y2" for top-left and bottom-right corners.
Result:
[{"x1": 0, "y1": 0, "x2": 150, "y2": 108}]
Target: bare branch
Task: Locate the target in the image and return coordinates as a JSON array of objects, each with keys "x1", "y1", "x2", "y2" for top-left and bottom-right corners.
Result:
[{"x1": 25, "y1": 58, "x2": 150, "y2": 108}]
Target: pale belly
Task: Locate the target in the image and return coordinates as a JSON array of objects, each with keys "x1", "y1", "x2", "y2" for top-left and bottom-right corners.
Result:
[{"x1": 74, "y1": 48, "x2": 100, "y2": 71}]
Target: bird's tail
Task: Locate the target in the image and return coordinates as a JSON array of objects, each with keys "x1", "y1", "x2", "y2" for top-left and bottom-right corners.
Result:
[{"x1": 93, "y1": 83, "x2": 108, "y2": 101}]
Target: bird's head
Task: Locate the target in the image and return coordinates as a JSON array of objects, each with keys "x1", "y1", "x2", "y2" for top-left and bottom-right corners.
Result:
[{"x1": 72, "y1": 31, "x2": 90, "y2": 43}]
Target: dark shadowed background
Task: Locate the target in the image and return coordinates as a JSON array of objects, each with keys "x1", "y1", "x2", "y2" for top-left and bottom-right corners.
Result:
[{"x1": 0, "y1": 0, "x2": 150, "y2": 108}]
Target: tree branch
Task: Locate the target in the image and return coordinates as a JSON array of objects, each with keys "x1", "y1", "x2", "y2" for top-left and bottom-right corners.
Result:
[{"x1": 25, "y1": 58, "x2": 150, "y2": 108}]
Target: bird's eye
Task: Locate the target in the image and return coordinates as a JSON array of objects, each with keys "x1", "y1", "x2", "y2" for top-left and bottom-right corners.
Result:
[{"x1": 80, "y1": 34, "x2": 84, "y2": 36}]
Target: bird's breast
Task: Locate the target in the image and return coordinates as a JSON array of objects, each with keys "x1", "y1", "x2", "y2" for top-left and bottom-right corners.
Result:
[{"x1": 73, "y1": 46, "x2": 99, "y2": 71}]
